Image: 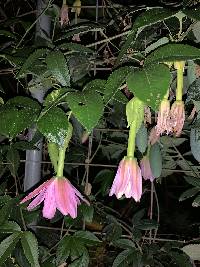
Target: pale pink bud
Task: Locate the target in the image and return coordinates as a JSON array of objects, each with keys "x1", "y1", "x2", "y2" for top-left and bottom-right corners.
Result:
[
  {"x1": 156, "y1": 99, "x2": 172, "y2": 136},
  {"x1": 60, "y1": 4, "x2": 69, "y2": 26},
  {"x1": 109, "y1": 157, "x2": 142, "y2": 202},
  {"x1": 140, "y1": 156, "x2": 155, "y2": 182},
  {"x1": 170, "y1": 100, "x2": 185, "y2": 137}
]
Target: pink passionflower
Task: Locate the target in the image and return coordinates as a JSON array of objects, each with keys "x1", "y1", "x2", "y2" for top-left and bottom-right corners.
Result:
[
  {"x1": 156, "y1": 99, "x2": 172, "y2": 136},
  {"x1": 170, "y1": 100, "x2": 185, "y2": 137},
  {"x1": 109, "y1": 157, "x2": 142, "y2": 202},
  {"x1": 140, "y1": 156, "x2": 155, "y2": 182},
  {"x1": 20, "y1": 177, "x2": 88, "y2": 219}
]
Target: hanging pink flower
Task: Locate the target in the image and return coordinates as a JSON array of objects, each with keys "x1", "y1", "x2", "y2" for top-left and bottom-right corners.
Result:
[
  {"x1": 148, "y1": 127, "x2": 160, "y2": 146},
  {"x1": 60, "y1": 4, "x2": 69, "y2": 26},
  {"x1": 170, "y1": 100, "x2": 185, "y2": 137},
  {"x1": 156, "y1": 99, "x2": 172, "y2": 136},
  {"x1": 109, "y1": 157, "x2": 142, "y2": 202},
  {"x1": 140, "y1": 156, "x2": 155, "y2": 182},
  {"x1": 20, "y1": 177, "x2": 88, "y2": 219}
]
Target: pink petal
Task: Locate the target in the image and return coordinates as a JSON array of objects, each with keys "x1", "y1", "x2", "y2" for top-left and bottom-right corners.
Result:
[
  {"x1": 20, "y1": 180, "x2": 52, "y2": 204},
  {"x1": 27, "y1": 190, "x2": 46, "y2": 210},
  {"x1": 55, "y1": 178, "x2": 70, "y2": 216},
  {"x1": 42, "y1": 181, "x2": 56, "y2": 219},
  {"x1": 131, "y1": 166, "x2": 142, "y2": 202}
]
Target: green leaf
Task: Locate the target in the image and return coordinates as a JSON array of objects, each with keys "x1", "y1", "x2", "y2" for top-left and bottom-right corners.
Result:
[
  {"x1": 145, "y1": 37, "x2": 169, "y2": 54},
  {"x1": 74, "y1": 231, "x2": 101, "y2": 246},
  {"x1": 38, "y1": 107, "x2": 69, "y2": 146},
  {"x1": 112, "y1": 248, "x2": 141, "y2": 267},
  {"x1": 0, "y1": 221, "x2": 21, "y2": 233},
  {"x1": 0, "y1": 199, "x2": 16, "y2": 225},
  {"x1": 59, "y1": 42, "x2": 94, "y2": 54},
  {"x1": 83, "y1": 79, "x2": 106, "y2": 95},
  {"x1": 103, "y1": 223, "x2": 122, "y2": 241},
  {"x1": 21, "y1": 231, "x2": 40, "y2": 267},
  {"x1": 104, "y1": 67, "x2": 132, "y2": 104},
  {"x1": 190, "y1": 128, "x2": 200, "y2": 162},
  {"x1": 179, "y1": 187, "x2": 199, "y2": 201},
  {"x1": 0, "y1": 30, "x2": 16, "y2": 39},
  {"x1": 135, "y1": 219, "x2": 159, "y2": 230},
  {"x1": 56, "y1": 236, "x2": 85, "y2": 264},
  {"x1": 0, "y1": 195, "x2": 11, "y2": 206},
  {"x1": 184, "y1": 7, "x2": 200, "y2": 21},
  {"x1": 6, "y1": 148, "x2": 20, "y2": 177},
  {"x1": 93, "y1": 169, "x2": 114, "y2": 196},
  {"x1": 145, "y1": 44, "x2": 200, "y2": 66},
  {"x1": 116, "y1": 8, "x2": 176, "y2": 64},
  {"x1": 46, "y1": 51, "x2": 70, "y2": 87},
  {"x1": 149, "y1": 143, "x2": 162, "y2": 178},
  {"x1": 187, "y1": 79, "x2": 200, "y2": 104},
  {"x1": 112, "y1": 239, "x2": 135, "y2": 249},
  {"x1": 56, "y1": 24, "x2": 103, "y2": 41},
  {"x1": 0, "y1": 97, "x2": 40, "y2": 138},
  {"x1": 184, "y1": 176, "x2": 200, "y2": 187},
  {"x1": 136, "y1": 124, "x2": 148, "y2": 153},
  {"x1": 133, "y1": 8, "x2": 176, "y2": 29},
  {"x1": 17, "y1": 48, "x2": 48, "y2": 78},
  {"x1": 44, "y1": 87, "x2": 72, "y2": 107},
  {"x1": 169, "y1": 251, "x2": 192, "y2": 267},
  {"x1": 182, "y1": 244, "x2": 200, "y2": 260},
  {"x1": 79, "y1": 204, "x2": 94, "y2": 223},
  {"x1": 192, "y1": 194, "x2": 200, "y2": 207},
  {"x1": 69, "y1": 249, "x2": 89, "y2": 267},
  {"x1": 0, "y1": 232, "x2": 21, "y2": 264},
  {"x1": 132, "y1": 209, "x2": 145, "y2": 225},
  {"x1": 67, "y1": 91, "x2": 103, "y2": 132},
  {"x1": 127, "y1": 64, "x2": 171, "y2": 111}
]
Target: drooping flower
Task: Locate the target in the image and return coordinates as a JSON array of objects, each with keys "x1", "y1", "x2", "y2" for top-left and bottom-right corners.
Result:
[
  {"x1": 20, "y1": 177, "x2": 88, "y2": 219},
  {"x1": 156, "y1": 99, "x2": 172, "y2": 136},
  {"x1": 60, "y1": 4, "x2": 69, "y2": 26},
  {"x1": 109, "y1": 157, "x2": 142, "y2": 202},
  {"x1": 140, "y1": 156, "x2": 155, "y2": 182},
  {"x1": 148, "y1": 127, "x2": 160, "y2": 146},
  {"x1": 170, "y1": 100, "x2": 185, "y2": 137}
]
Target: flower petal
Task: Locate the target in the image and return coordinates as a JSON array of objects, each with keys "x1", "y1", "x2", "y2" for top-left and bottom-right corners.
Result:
[
  {"x1": 55, "y1": 178, "x2": 70, "y2": 216},
  {"x1": 20, "y1": 180, "x2": 52, "y2": 204},
  {"x1": 27, "y1": 190, "x2": 46, "y2": 210},
  {"x1": 43, "y1": 181, "x2": 56, "y2": 219}
]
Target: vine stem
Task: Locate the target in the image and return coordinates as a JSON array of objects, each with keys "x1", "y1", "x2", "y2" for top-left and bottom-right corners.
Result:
[
  {"x1": 149, "y1": 182, "x2": 154, "y2": 243},
  {"x1": 15, "y1": 0, "x2": 53, "y2": 49},
  {"x1": 174, "y1": 61, "x2": 185, "y2": 101},
  {"x1": 127, "y1": 121, "x2": 136, "y2": 158}
]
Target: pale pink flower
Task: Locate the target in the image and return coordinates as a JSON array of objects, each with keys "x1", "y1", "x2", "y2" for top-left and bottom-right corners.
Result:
[
  {"x1": 109, "y1": 157, "x2": 142, "y2": 202},
  {"x1": 156, "y1": 99, "x2": 172, "y2": 136},
  {"x1": 20, "y1": 177, "x2": 88, "y2": 219},
  {"x1": 72, "y1": 34, "x2": 81, "y2": 42},
  {"x1": 60, "y1": 4, "x2": 69, "y2": 26},
  {"x1": 140, "y1": 156, "x2": 155, "y2": 182},
  {"x1": 148, "y1": 127, "x2": 160, "y2": 146},
  {"x1": 170, "y1": 100, "x2": 185, "y2": 137}
]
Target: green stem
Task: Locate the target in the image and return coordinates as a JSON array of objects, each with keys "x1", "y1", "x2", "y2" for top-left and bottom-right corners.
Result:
[
  {"x1": 127, "y1": 121, "x2": 136, "y2": 158},
  {"x1": 57, "y1": 147, "x2": 66, "y2": 177},
  {"x1": 63, "y1": 0, "x2": 67, "y2": 4},
  {"x1": 174, "y1": 61, "x2": 185, "y2": 101},
  {"x1": 56, "y1": 122, "x2": 73, "y2": 178}
]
